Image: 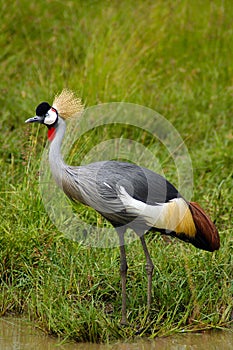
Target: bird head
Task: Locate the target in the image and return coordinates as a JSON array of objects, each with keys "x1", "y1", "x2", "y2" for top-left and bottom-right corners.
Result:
[
  {"x1": 25, "y1": 90, "x2": 84, "y2": 141},
  {"x1": 25, "y1": 90, "x2": 83, "y2": 125},
  {"x1": 25, "y1": 102, "x2": 58, "y2": 127},
  {"x1": 189, "y1": 201, "x2": 220, "y2": 252}
]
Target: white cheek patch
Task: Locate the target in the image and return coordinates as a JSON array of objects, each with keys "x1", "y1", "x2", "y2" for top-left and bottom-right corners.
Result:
[{"x1": 44, "y1": 109, "x2": 57, "y2": 125}]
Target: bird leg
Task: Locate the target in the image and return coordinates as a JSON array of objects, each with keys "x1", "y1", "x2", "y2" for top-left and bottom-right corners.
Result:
[
  {"x1": 118, "y1": 231, "x2": 128, "y2": 325},
  {"x1": 140, "y1": 235, "x2": 154, "y2": 309}
]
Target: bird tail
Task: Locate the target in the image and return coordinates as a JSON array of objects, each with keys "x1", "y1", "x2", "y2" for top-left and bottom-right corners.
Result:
[{"x1": 189, "y1": 201, "x2": 220, "y2": 252}]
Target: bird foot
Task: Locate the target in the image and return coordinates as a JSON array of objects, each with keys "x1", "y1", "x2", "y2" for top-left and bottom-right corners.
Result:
[{"x1": 120, "y1": 317, "x2": 129, "y2": 326}]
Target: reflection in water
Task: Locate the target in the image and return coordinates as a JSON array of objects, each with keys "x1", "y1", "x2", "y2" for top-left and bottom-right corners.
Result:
[{"x1": 0, "y1": 317, "x2": 232, "y2": 350}]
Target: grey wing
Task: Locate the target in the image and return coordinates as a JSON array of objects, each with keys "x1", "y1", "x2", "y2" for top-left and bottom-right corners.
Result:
[
  {"x1": 63, "y1": 163, "x2": 137, "y2": 227},
  {"x1": 63, "y1": 161, "x2": 180, "y2": 232},
  {"x1": 83, "y1": 160, "x2": 180, "y2": 204}
]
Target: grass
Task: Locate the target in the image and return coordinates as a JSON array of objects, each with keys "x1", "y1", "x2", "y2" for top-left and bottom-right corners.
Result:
[{"x1": 0, "y1": 0, "x2": 233, "y2": 343}]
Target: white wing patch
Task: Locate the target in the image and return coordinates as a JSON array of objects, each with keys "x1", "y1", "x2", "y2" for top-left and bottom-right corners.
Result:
[
  {"x1": 103, "y1": 182, "x2": 112, "y2": 189},
  {"x1": 117, "y1": 185, "x2": 195, "y2": 235}
]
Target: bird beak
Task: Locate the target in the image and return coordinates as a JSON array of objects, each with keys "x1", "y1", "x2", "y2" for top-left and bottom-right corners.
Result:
[{"x1": 25, "y1": 115, "x2": 44, "y2": 124}]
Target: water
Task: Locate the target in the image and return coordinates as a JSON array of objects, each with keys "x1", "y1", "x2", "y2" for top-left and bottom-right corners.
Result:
[{"x1": 0, "y1": 317, "x2": 232, "y2": 350}]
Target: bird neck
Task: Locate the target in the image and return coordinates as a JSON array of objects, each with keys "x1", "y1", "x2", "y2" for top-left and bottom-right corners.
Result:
[{"x1": 48, "y1": 117, "x2": 67, "y2": 188}]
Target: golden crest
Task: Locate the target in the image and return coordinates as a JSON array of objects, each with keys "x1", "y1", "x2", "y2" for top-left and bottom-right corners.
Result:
[{"x1": 53, "y1": 89, "x2": 84, "y2": 119}]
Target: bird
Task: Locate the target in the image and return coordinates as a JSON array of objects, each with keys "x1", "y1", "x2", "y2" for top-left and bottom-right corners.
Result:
[{"x1": 25, "y1": 89, "x2": 220, "y2": 325}]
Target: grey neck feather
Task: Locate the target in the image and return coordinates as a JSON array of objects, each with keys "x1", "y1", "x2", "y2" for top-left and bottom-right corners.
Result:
[{"x1": 49, "y1": 116, "x2": 67, "y2": 188}]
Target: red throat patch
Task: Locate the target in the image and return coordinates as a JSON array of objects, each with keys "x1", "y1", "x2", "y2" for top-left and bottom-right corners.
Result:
[{"x1": 48, "y1": 127, "x2": 56, "y2": 141}]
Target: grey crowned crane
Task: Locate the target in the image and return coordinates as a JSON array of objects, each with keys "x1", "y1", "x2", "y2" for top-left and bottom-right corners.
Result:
[{"x1": 25, "y1": 90, "x2": 220, "y2": 325}]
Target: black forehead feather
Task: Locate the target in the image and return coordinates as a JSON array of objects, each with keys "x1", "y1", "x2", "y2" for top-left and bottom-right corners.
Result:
[{"x1": 36, "y1": 102, "x2": 51, "y2": 116}]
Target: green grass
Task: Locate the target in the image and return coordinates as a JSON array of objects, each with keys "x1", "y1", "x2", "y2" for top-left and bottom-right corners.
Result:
[{"x1": 0, "y1": 0, "x2": 233, "y2": 343}]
